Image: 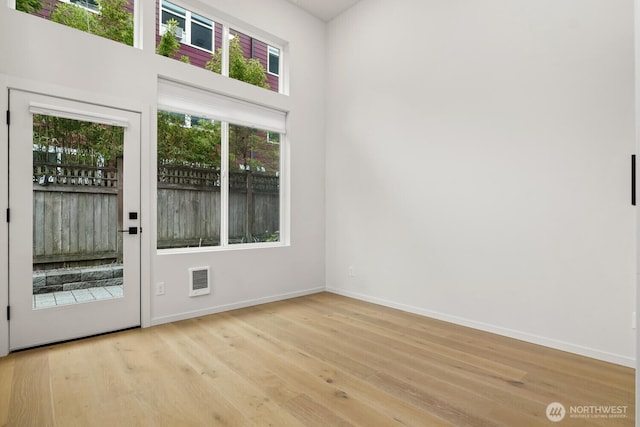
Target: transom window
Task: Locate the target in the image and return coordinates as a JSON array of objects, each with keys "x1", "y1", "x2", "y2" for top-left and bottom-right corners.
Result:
[
  {"x1": 15, "y1": 0, "x2": 134, "y2": 46},
  {"x1": 155, "y1": 2, "x2": 284, "y2": 94},
  {"x1": 160, "y1": 0, "x2": 213, "y2": 51}
]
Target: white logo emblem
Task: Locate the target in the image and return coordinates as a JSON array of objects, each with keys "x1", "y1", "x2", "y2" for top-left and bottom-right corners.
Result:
[{"x1": 546, "y1": 402, "x2": 566, "y2": 422}]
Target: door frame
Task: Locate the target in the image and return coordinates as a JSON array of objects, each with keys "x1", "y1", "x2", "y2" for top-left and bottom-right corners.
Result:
[{"x1": 0, "y1": 76, "x2": 152, "y2": 356}]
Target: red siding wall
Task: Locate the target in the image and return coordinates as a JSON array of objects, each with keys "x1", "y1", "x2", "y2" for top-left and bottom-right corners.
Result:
[{"x1": 34, "y1": 0, "x2": 57, "y2": 19}]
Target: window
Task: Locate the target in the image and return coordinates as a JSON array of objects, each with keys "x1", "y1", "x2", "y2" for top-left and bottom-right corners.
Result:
[
  {"x1": 155, "y1": 2, "x2": 284, "y2": 94},
  {"x1": 160, "y1": 0, "x2": 213, "y2": 51},
  {"x1": 268, "y1": 46, "x2": 280, "y2": 76},
  {"x1": 157, "y1": 110, "x2": 222, "y2": 249},
  {"x1": 67, "y1": 0, "x2": 100, "y2": 13},
  {"x1": 228, "y1": 124, "x2": 280, "y2": 244},
  {"x1": 227, "y1": 29, "x2": 281, "y2": 93},
  {"x1": 15, "y1": 0, "x2": 134, "y2": 46},
  {"x1": 161, "y1": 1, "x2": 187, "y2": 36},
  {"x1": 157, "y1": 80, "x2": 287, "y2": 250},
  {"x1": 190, "y1": 13, "x2": 213, "y2": 51},
  {"x1": 267, "y1": 132, "x2": 280, "y2": 144}
]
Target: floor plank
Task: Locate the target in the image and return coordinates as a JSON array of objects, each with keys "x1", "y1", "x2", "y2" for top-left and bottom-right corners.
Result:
[
  {"x1": 0, "y1": 292, "x2": 635, "y2": 426},
  {"x1": 0, "y1": 355, "x2": 14, "y2": 426},
  {"x1": 6, "y1": 349, "x2": 54, "y2": 427}
]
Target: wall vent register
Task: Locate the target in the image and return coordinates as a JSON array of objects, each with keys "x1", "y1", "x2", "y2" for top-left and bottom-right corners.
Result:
[{"x1": 189, "y1": 267, "x2": 211, "y2": 297}]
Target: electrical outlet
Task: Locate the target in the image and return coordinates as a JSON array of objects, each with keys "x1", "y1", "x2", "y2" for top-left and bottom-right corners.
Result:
[
  {"x1": 348, "y1": 266, "x2": 355, "y2": 277},
  {"x1": 156, "y1": 282, "x2": 165, "y2": 296}
]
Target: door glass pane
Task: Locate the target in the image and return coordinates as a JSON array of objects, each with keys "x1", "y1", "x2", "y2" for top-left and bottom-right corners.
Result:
[
  {"x1": 32, "y1": 114, "x2": 125, "y2": 309},
  {"x1": 228, "y1": 124, "x2": 280, "y2": 244}
]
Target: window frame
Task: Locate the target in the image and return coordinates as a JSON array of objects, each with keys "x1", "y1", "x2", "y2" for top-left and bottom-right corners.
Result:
[
  {"x1": 267, "y1": 45, "x2": 280, "y2": 77},
  {"x1": 266, "y1": 131, "x2": 280, "y2": 145},
  {"x1": 61, "y1": 0, "x2": 101, "y2": 13},
  {"x1": 156, "y1": 80, "x2": 289, "y2": 253},
  {"x1": 189, "y1": 11, "x2": 213, "y2": 51}
]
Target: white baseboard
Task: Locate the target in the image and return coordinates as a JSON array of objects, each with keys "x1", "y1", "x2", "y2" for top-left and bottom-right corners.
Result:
[
  {"x1": 151, "y1": 287, "x2": 325, "y2": 326},
  {"x1": 326, "y1": 287, "x2": 635, "y2": 368}
]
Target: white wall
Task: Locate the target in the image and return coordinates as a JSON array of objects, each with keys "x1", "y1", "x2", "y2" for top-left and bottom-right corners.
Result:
[
  {"x1": 0, "y1": 0, "x2": 326, "y2": 354},
  {"x1": 325, "y1": 0, "x2": 636, "y2": 366}
]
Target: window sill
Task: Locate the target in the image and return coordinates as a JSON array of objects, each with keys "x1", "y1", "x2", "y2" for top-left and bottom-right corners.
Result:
[
  {"x1": 180, "y1": 41, "x2": 213, "y2": 55},
  {"x1": 157, "y1": 240, "x2": 288, "y2": 256}
]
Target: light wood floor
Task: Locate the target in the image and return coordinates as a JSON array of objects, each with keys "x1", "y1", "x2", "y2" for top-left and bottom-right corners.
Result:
[{"x1": 0, "y1": 292, "x2": 634, "y2": 426}]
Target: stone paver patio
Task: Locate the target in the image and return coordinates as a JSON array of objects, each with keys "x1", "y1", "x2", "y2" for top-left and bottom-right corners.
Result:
[{"x1": 33, "y1": 285, "x2": 124, "y2": 309}]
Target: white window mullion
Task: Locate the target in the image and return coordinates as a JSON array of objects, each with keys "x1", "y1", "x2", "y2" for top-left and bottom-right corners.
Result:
[
  {"x1": 220, "y1": 121, "x2": 230, "y2": 246},
  {"x1": 185, "y1": 10, "x2": 192, "y2": 46},
  {"x1": 279, "y1": 47, "x2": 285, "y2": 94},
  {"x1": 279, "y1": 132, "x2": 289, "y2": 244},
  {"x1": 221, "y1": 25, "x2": 230, "y2": 77}
]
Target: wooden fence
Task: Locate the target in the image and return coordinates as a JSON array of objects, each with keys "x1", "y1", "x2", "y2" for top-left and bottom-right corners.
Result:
[
  {"x1": 33, "y1": 162, "x2": 120, "y2": 269},
  {"x1": 33, "y1": 163, "x2": 280, "y2": 266},
  {"x1": 157, "y1": 165, "x2": 279, "y2": 248}
]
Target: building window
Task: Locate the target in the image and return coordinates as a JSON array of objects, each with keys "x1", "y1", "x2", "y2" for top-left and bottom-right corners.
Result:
[
  {"x1": 157, "y1": 80, "x2": 287, "y2": 250},
  {"x1": 267, "y1": 132, "x2": 280, "y2": 144},
  {"x1": 67, "y1": 0, "x2": 100, "y2": 13},
  {"x1": 161, "y1": 1, "x2": 186, "y2": 38},
  {"x1": 190, "y1": 13, "x2": 213, "y2": 51},
  {"x1": 268, "y1": 46, "x2": 280, "y2": 76},
  {"x1": 160, "y1": 0, "x2": 213, "y2": 51}
]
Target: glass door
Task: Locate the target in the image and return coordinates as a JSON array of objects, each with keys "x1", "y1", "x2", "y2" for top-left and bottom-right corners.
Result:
[{"x1": 8, "y1": 90, "x2": 141, "y2": 350}]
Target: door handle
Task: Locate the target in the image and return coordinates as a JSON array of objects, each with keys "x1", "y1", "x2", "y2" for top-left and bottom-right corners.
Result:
[
  {"x1": 118, "y1": 227, "x2": 138, "y2": 235},
  {"x1": 632, "y1": 154, "x2": 636, "y2": 206}
]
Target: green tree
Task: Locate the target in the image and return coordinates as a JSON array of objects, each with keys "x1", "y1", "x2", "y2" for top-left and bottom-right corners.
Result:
[
  {"x1": 50, "y1": 0, "x2": 133, "y2": 46},
  {"x1": 157, "y1": 112, "x2": 220, "y2": 167},
  {"x1": 33, "y1": 115, "x2": 124, "y2": 167},
  {"x1": 51, "y1": 2, "x2": 98, "y2": 34},
  {"x1": 206, "y1": 36, "x2": 270, "y2": 89},
  {"x1": 228, "y1": 125, "x2": 279, "y2": 174},
  {"x1": 16, "y1": 0, "x2": 41, "y2": 14},
  {"x1": 96, "y1": 0, "x2": 133, "y2": 46},
  {"x1": 156, "y1": 19, "x2": 182, "y2": 60}
]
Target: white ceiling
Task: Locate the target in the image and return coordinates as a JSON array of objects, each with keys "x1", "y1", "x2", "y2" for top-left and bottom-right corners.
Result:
[{"x1": 285, "y1": 0, "x2": 361, "y2": 22}]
